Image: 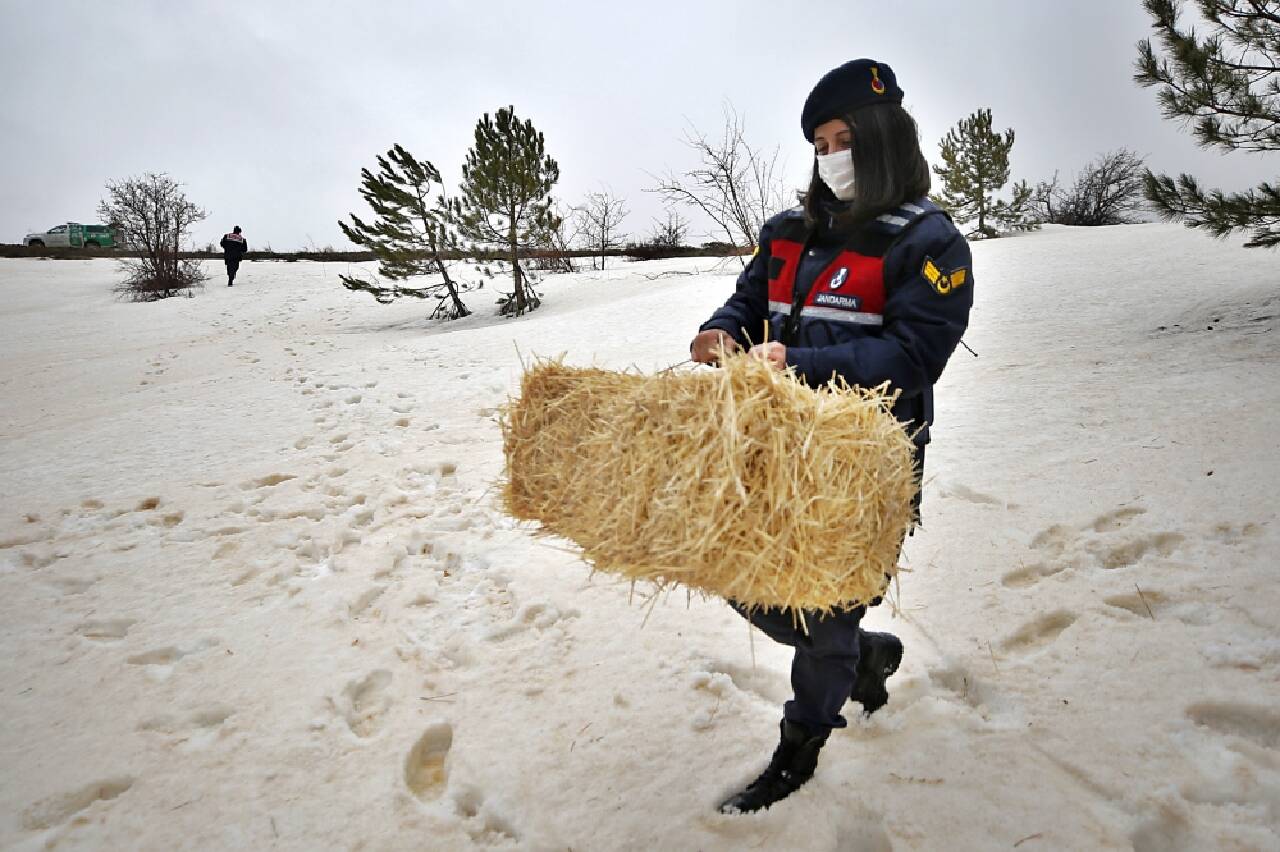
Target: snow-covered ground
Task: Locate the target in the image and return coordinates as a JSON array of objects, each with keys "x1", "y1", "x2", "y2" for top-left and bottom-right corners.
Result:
[{"x1": 1, "y1": 224, "x2": 1277, "y2": 850}]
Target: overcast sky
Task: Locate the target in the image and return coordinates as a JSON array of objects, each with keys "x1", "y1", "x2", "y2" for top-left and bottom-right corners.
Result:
[{"x1": 0, "y1": 0, "x2": 1269, "y2": 250}]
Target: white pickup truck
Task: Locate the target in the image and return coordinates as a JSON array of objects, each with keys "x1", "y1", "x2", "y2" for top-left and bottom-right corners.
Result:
[{"x1": 24, "y1": 223, "x2": 120, "y2": 248}]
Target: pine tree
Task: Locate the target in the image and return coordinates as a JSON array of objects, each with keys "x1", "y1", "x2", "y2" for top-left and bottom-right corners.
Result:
[
  {"x1": 454, "y1": 106, "x2": 560, "y2": 316},
  {"x1": 527, "y1": 201, "x2": 577, "y2": 274},
  {"x1": 1135, "y1": 0, "x2": 1280, "y2": 248},
  {"x1": 338, "y1": 144, "x2": 471, "y2": 320},
  {"x1": 994, "y1": 179, "x2": 1042, "y2": 234},
  {"x1": 931, "y1": 108, "x2": 1037, "y2": 238}
]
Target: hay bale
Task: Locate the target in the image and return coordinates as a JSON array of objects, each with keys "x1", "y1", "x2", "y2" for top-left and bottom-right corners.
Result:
[{"x1": 500, "y1": 355, "x2": 918, "y2": 612}]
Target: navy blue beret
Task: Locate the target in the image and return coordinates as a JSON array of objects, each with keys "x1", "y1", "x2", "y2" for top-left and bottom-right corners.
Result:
[{"x1": 801, "y1": 59, "x2": 904, "y2": 142}]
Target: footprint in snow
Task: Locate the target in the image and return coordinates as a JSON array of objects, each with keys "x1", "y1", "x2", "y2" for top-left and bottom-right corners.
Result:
[
  {"x1": 138, "y1": 705, "x2": 235, "y2": 736},
  {"x1": 348, "y1": 585, "x2": 387, "y2": 619},
  {"x1": 405, "y1": 722, "x2": 453, "y2": 800},
  {"x1": 926, "y1": 662, "x2": 1003, "y2": 716},
  {"x1": 1000, "y1": 561, "x2": 1068, "y2": 589},
  {"x1": 126, "y1": 637, "x2": 220, "y2": 671},
  {"x1": 76, "y1": 619, "x2": 135, "y2": 641},
  {"x1": 1102, "y1": 588, "x2": 1167, "y2": 619},
  {"x1": 1093, "y1": 532, "x2": 1184, "y2": 569},
  {"x1": 1012, "y1": 505, "x2": 1185, "y2": 588},
  {"x1": 1000, "y1": 610, "x2": 1078, "y2": 656},
  {"x1": 696, "y1": 659, "x2": 789, "y2": 705},
  {"x1": 334, "y1": 670, "x2": 394, "y2": 739},
  {"x1": 21, "y1": 777, "x2": 135, "y2": 831},
  {"x1": 1089, "y1": 506, "x2": 1146, "y2": 532},
  {"x1": 939, "y1": 481, "x2": 1018, "y2": 508},
  {"x1": 44, "y1": 573, "x2": 99, "y2": 595},
  {"x1": 1185, "y1": 702, "x2": 1280, "y2": 750},
  {"x1": 1209, "y1": 521, "x2": 1264, "y2": 544},
  {"x1": 482, "y1": 601, "x2": 577, "y2": 641},
  {"x1": 240, "y1": 473, "x2": 296, "y2": 490},
  {"x1": 452, "y1": 784, "x2": 521, "y2": 844}
]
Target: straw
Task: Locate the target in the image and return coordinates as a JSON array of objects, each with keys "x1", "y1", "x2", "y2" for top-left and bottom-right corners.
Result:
[{"x1": 499, "y1": 354, "x2": 917, "y2": 613}]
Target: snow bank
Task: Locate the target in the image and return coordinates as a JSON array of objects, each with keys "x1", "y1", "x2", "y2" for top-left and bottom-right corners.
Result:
[{"x1": 1, "y1": 226, "x2": 1277, "y2": 849}]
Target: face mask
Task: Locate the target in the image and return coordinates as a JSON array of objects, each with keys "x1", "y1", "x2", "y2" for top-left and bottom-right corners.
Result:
[{"x1": 816, "y1": 150, "x2": 856, "y2": 201}]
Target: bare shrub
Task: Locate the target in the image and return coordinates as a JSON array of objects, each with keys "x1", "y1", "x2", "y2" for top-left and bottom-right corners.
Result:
[
  {"x1": 98, "y1": 173, "x2": 207, "y2": 301},
  {"x1": 1037, "y1": 149, "x2": 1147, "y2": 226},
  {"x1": 649, "y1": 103, "x2": 787, "y2": 260},
  {"x1": 575, "y1": 188, "x2": 629, "y2": 271},
  {"x1": 647, "y1": 210, "x2": 689, "y2": 249}
]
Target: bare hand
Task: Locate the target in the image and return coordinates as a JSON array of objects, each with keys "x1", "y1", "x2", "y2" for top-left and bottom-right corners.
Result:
[
  {"x1": 690, "y1": 329, "x2": 741, "y2": 365},
  {"x1": 748, "y1": 341, "x2": 788, "y2": 371}
]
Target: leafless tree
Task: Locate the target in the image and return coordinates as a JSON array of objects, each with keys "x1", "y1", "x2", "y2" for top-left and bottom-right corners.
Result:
[
  {"x1": 575, "y1": 188, "x2": 629, "y2": 271},
  {"x1": 1037, "y1": 149, "x2": 1147, "y2": 226},
  {"x1": 648, "y1": 103, "x2": 788, "y2": 260},
  {"x1": 526, "y1": 200, "x2": 579, "y2": 273},
  {"x1": 647, "y1": 209, "x2": 690, "y2": 248},
  {"x1": 98, "y1": 172, "x2": 207, "y2": 300}
]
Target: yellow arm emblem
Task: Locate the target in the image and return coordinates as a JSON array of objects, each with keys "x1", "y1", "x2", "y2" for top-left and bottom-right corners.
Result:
[{"x1": 922, "y1": 257, "x2": 968, "y2": 296}]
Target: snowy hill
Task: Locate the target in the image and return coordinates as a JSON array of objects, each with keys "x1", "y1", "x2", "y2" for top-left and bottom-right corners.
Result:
[{"x1": 1, "y1": 223, "x2": 1277, "y2": 850}]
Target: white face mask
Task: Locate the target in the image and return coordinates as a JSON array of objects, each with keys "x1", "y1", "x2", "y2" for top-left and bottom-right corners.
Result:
[{"x1": 816, "y1": 150, "x2": 856, "y2": 201}]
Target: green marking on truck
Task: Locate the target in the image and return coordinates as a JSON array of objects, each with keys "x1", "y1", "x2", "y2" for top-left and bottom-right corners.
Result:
[{"x1": 24, "y1": 223, "x2": 122, "y2": 249}]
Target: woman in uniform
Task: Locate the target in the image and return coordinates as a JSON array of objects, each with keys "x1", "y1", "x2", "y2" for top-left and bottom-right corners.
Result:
[{"x1": 688, "y1": 58, "x2": 974, "y2": 814}]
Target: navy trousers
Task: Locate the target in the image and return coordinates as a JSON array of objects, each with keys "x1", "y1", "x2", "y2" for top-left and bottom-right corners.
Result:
[
  {"x1": 730, "y1": 601, "x2": 867, "y2": 731},
  {"x1": 727, "y1": 456, "x2": 917, "y2": 731}
]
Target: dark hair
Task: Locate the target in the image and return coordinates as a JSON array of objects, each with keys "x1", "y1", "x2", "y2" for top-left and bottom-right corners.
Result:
[
  {"x1": 802, "y1": 102, "x2": 931, "y2": 230},
  {"x1": 233, "y1": 225, "x2": 242, "y2": 233}
]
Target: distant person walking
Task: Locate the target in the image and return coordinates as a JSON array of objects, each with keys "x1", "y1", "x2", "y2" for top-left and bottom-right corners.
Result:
[{"x1": 219, "y1": 226, "x2": 248, "y2": 286}]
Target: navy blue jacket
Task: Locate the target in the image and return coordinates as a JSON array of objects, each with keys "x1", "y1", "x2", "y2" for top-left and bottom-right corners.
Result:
[
  {"x1": 220, "y1": 232, "x2": 248, "y2": 260},
  {"x1": 699, "y1": 199, "x2": 973, "y2": 451}
]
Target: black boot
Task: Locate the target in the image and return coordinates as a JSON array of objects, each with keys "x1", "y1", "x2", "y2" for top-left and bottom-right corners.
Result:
[
  {"x1": 850, "y1": 631, "x2": 903, "y2": 716},
  {"x1": 718, "y1": 719, "x2": 828, "y2": 814}
]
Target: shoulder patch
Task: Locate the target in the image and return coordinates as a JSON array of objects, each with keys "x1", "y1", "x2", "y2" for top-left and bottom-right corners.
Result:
[{"x1": 921, "y1": 256, "x2": 968, "y2": 296}]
